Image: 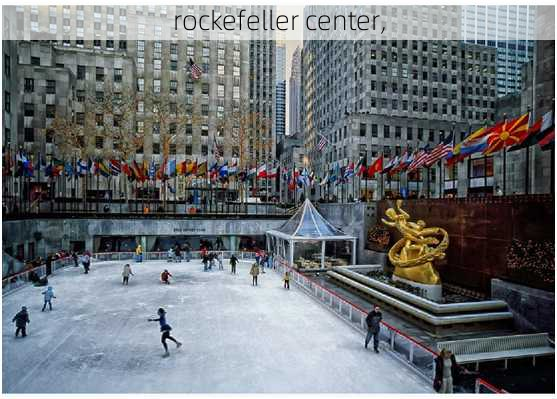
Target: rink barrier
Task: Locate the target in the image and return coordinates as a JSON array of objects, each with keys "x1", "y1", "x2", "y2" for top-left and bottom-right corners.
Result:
[
  {"x1": 2, "y1": 256, "x2": 74, "y2": 294},
  {"x1": 273, "y1": 257, "x2": 508, "y2": 394}
]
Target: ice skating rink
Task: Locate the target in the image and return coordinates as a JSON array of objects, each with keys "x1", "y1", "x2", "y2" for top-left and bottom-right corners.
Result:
[{"x1": 3, "y1": 259, "x2": 433, "y2": 393}]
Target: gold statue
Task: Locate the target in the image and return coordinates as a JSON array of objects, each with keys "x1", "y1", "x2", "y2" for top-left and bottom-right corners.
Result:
[{"x1": 381, "y1": 200, "x2": 449, "y2": 285}]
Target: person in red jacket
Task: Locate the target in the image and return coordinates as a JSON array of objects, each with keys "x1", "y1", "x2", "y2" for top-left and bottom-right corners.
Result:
[{"x1": 160, "y1": 269, "x2": 172, "y2": 284}]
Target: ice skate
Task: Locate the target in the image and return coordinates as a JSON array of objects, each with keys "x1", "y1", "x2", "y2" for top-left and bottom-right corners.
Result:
[
  {"x1": 176, "y1": 342, "x2": 182, "y2": 348},
  {"x1": 162, "y1": 351, "x2": 170, "y2": 358}
]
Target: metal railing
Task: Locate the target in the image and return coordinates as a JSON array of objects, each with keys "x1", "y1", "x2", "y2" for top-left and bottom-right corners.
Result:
[
  {"x1": 475, "y1": 378, "x2": 507, "y2": 394},
  {"x1": 91, "y1": 250, "x2": 257, "y2": 263},
  {"x1": 273, "y1": 256, "x2": 437, "y2": 381}
]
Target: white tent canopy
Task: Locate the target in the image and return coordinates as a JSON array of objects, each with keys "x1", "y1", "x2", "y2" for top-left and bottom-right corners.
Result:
[{"x1": 266, "y1": 199, "x2": 357, "y2": 268}]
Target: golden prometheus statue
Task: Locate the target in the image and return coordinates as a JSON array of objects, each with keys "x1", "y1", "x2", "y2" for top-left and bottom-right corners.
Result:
[{"x1": 381, "y1": 200, "x2": 449, "y2": 286}]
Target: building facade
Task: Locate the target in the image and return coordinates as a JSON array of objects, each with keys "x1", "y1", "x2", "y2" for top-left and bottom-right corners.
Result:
[
  {"x1": 275, "y1": 43, "x2": 286, "y2": 150},
  {"x1": 288, "y1": 46, "x2": 301, "y2": 136},
  {"x1": 462, "y1": 5, "x2": 536, "y2": 97}
]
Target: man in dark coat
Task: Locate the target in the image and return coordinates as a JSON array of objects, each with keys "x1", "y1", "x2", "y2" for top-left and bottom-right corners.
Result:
[
  {"x1": 365, "y1": 305, "x2": 382, "y2": 353},
  {"x1": 12, "y1": 306, "x2": 30, "y2": 337},
  {"x1": 230, "y1": 254, "x2": 238, "y2": 274}
]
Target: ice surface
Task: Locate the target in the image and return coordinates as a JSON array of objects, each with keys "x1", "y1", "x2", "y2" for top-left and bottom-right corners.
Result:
[{"x1": 3, "y1": 259, "x2": 432, "y2": 393}]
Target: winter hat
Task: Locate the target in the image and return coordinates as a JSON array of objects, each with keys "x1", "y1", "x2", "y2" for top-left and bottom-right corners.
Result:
[{"x1": 157, "y1": 308, "x2": 165, "y2": 315}]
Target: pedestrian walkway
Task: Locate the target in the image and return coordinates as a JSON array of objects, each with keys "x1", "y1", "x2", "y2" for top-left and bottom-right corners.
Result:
[{"x1": 2, "y1": 259, "x2": 433, "y2": 393}]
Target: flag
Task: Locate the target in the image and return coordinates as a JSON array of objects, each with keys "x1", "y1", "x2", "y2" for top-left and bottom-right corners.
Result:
[
  {"x1": 537, "y1": 111, "x2": 555, "y2": 150},
  {"x1": 507, "y1": 113, "x2": 543, "y2": 152},
  {"x1": 267, "y1": 165, "x2": 278, "y2": 179},
  {"x1": 367, "y1": 155, "x2": 383, "y2": 177},
  {"x1": 483, "y1": 113, "x2": 530, "y2": 155},
  {"x1": 256, "y1": 164, "x2": 267, "y2": 179},
  {"x1": 219, "y1": 161, "x2": 229, "y2": 178},
  {"x1": 109, "y1": 159, "x2": 121, "y2": 176},
  {"x1": 228, "y1": 161, "x2": 238, "y2": 176},
  {"x1": 64, "y1": 161, "x2": 74, "y2": 177},
  {"x1": 148, "y1": 160, "x2": 156, "y2": 180},
  {"x1": 355, "y1": 156, "x2": 367, "y2": 176},
  {"x1": 391, "y1": 151, "x2": 409, "y2": 174},
  {"x1": 77, "y1": 159, "x2": 88, "y2": 176},
  {"x1": 166, "y1": 159, "x2": 176, "y2": 177},
  {"x1": 316, "y1": 134, "x2": 328, "y2": 151},
  {"x1": 320, "y1": 172, "x2": 329, "y2": 186},
  {"x1": 98, "y1": 160, "x2": 111, "y2": 177},
  {"x1": 167, "y1": 183, "x2": 176, "y2": 194},
  {"x1": 196, "y1": 161, "x2": 207, "y2": 177},
  {"x1": 121, "y1": 161, "x2": 132, "y2": 178},
  {"x1": 343, "y1": 162, "x2": 355, "y2": 179},
  {"x1": 407, "y1": 148, "x2": 429, "y2": 172},
  {"x1": 381, "y1": 156, "x2": 399, "y2": 174},
  {"x1": 424, "y1": 132, "x2": 454, "y2": 166},
  {"x1": 247, "y1": 165, "x2": 257, "y2": 178},
  {"x1": 131, "y1": 160, "x2": 145, "y2": 182},
  {"x1": 188, "y1": 58, "x2": 202, "y2": 80}
]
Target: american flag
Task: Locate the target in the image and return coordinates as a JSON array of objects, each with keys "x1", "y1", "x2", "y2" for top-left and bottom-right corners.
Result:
[
  {"x1": 407, "y1": 146, "x2": 430, "y2": 172},
  {"x1": 188, "y1": 58, "x2": 202, "y2": 80},
  {"x1": 316, "y1": 134, "x2": 328, "y2": 151},
  {"x1": 424, "y1": 132, "x2": 454, "y2": 167}
]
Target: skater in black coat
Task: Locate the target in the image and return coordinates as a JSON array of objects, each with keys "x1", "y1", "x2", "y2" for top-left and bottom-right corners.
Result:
[
  {"x1": 365, "y1": 305, "x2": 382, "y2": 352},
  {"x1": 12, "y1": 306, "x2": 30, "y2": 337}
]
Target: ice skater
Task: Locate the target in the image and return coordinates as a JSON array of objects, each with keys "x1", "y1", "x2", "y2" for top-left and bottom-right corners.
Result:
[
  {"x1": 250, "y1": 262, "x2": 260, "y2": 286},
  {"x1": 160, "y1": 269, "x2": 173, "y2": 284},
  {"x1": 12, "y1": 306, "x2": 30, "y2": 337},
  {"x1": 148, "y1": 308, "x2": 182, "y2": 357},
  {"x1": 230, "y1": 254, "x2": 238, "y2": 274},
  {"x1": 174, "y1": 245, "x2": 182, "y2": 263},
  {"x1": 122, "y1": 263, "x2": 134, "y2": 285},
  {"x1": 82, "y1": 253, "x2": 91, "y2": 274},
  {"x1": 41, "y1": 286, "x2": 56, "y2": 311},
  {"x1": 215, "y1": 252, "x2": 223, "y2": 270},
  {"x1": 365, "y1": 305, "x2": 383, "y2": 353},
  {"x1": 167, "y1": 247, "x2": 175, "y2": 262},
  {"x1": 202, "y1": 254, "x2": 209, "y2": 271},
  {"x1": 135, "y1": 244, "x2": 143, "y2": 262},
  {"x1": 283, "y1": 271, "x2": 290, "y2": 289}
]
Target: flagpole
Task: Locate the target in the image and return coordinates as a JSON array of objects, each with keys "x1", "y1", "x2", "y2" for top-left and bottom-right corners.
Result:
[
  {"x1": 503, "y1": 113, "x2": 507, "y2": 196},
  {"x1": 525, "y1": 106, "x2": 531, "y2": 194}
]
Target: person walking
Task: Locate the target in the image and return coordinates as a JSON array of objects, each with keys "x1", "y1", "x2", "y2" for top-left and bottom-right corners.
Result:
[
  {"x1": 250, "y1": 263, "x2": 260, "y2": 286},
  {"x1": 434, "y1": 348, "x2": 466, "y2": 393},
  {"x1": 283, "y1": 271, "x2": 290, "y2": 289},
  {"x1": 122, "y1": 264, "x2": 134, "y2": 285},
  {"x1": 365, "y1": 305, "x2": 382, "y2": 353},
  {"x1": 230, "y1": 254, "x2": 238, "y2": 274},
  {"x1": 174, "y1": 245, "x2": 182, "y2": 263},
  {"x1": 216, "y1": 252, "x2": 223, "y2": 270},
  {"x1": 41, "y1": 286, "x2": 56, "y2": 311},
  {"x1": 71, "y1": 251, "x2": 79, "y2": 267},
  {"x1": 209, "y1": 253, "x2": 215, "y2": 270},
  {"x1": 82, "y1": 253, "x2": 91, "y2": 274},
  {"x1": 160, "y1": 269, "x2": 173, "y2": 284},
  {"x1": 12, "y1": 306, "x2": 30, "y2": 338},
  {"x1": 148, "y1": 308, "x2": 182, "y2": 357},
  {"x1": 135, "y1": 244, "x2": 143, "y2": 263}
]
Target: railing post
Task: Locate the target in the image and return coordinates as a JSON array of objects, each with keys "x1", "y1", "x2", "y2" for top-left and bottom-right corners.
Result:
[
  {"x1": 409, "y1": 342, "x2": 414, "y2": 363},
  {"x1": 348, "y1": 305, "x2": 352, "y2": 321},
  {"x1": 360, "y1": 313, "x2": 365, "y2": 330},
  {"x1": 390, "y1": 330, "x2": 395, "y2": 349},
  {"x1": 475, "y1": 378, "x2": 480, "y2": 394}
]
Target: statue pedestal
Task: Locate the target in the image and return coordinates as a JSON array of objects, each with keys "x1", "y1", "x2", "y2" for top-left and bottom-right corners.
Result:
[{"x1": 392, "y1": 275, "x2": 442, "y2": 302}]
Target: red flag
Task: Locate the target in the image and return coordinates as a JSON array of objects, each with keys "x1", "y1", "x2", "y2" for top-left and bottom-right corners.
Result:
[
  {"x1": 367, "y1": 155, "x2": 383, "y2": 177},
  {"x1": 484, "y1": 113, "x2": 530, "y2": 155},
  {"x1": 121, "y1": 161, "x2": 132, "y2": 177}
]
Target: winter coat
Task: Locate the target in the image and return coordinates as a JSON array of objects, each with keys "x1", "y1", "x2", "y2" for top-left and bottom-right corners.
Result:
[
  {"x1": 135, "y1": 246, "x2": 143, "y2": 255},
  {"x1": 230, "y1": 256, "x2": 238, "y2": 266},
  {"x1": 161, "y1": 271, "x2": 172, "y2": 281},
  {"x1": 13, "y1": 309, "x2": 30, "y2": 328},
  {"x1": 283, "y1": 272, "x2": 290, "y2": 281},
  {"x1": 154, "y1": 314, "x2": 172, "y2": 332},
  {"x1": 250, "y1": 264, "x2": 260, "y2": 276},
  {"x1": 365, "y1": 310, "x2": 382, "y2": 333},
  {"x1": 42, "y1": 287, "x2": 55, "y2": 301},
  {"x1": 82, "y1": 254, "x2": 90, "y2": 264},
  {"x1": 174, "y1": 247, "x2": 181, "y2": 256},
  {"x1": 434, "y1": 354, "x2": 461, "y2": 391},
  {"x1": 122, "y1": 265, "x2": 133, "y2": 277}
]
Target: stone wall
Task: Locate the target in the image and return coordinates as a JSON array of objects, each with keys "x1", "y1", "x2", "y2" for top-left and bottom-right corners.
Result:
[
  {"x1": 3, "y1": 217, "x2": 287, "y2": 261},
  {"x1": 492, "y1": 279, "x2": 555, "y2": 336},
  {"x1": 376, "y1": 195, "x2": 554, "y2": 294}
]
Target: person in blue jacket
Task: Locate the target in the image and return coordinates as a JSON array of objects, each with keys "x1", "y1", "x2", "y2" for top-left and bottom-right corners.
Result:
[
  {"x1": 148, "y1": 308, "x2": 182, "y2": 357},
  {"x1": 41, "y1": 286, "x2": 56, "y2": 311}
]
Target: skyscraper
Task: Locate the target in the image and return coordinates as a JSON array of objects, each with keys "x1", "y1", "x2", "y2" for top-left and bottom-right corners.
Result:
[
  {"x1": 288, "y1": 46, "x2": 301, "y2": 136},
  {"x1": 462, "y1": 5, "x2": 536, "y2": 97},
  {"x1": 275, "y1": 43, "x2": 286, "y2": 147}
]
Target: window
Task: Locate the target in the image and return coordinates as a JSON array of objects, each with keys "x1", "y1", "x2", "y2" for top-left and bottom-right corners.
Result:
[
  {"x1": 360, "y1": 123, "x2": 366, "y2": 137},
  {"x1": 76, "y1": 113, "x2": 85, "y2": 125},
  {"x1": 185, "y1": 81, "x2": 193, "y2": 94},
  {"x1": 201, "y1": 145, "x2": 208, "y2": 155},
  {"x1": 114, "y1": 68, "x2": 122, "y2": 82},
  {"x1": 24, "y1": 78, "x2": 34, "y2": 92},
  {"x1": 186, "y1": 124, "x2": 192, "y2": 135},
  {"x1": 96, "y1": 114, "x2": 103, "y2": 127},
  {"x1": 202, "y1": 104, "x2": 209, "y2": 116},
  {"x1": 46, "y1": 80, "x2": 56, "y2": 94},
  {"x1": 95, "y1": 136, "x2": 104, "y2": 149},
  {"x1": 383, "y1": 125, "x2": 390, "y2": 138},
  {"x1": 152, "y1": 123, "x2": 160, "y2": 135},
  {"x1": 24, "y1": 103, "x2": 34, "y2": 117},
  {"x1": 77, "y1": 65, "x2": 85, "y2": 80},
  {"x1": 46, "y1": 129, "x2": 54, "y2": 143},
  {"x1": 152, "y1": 142, "x2": 160, "y2": 154},
  {"x1": 46, "y1": 105, "x2": 56, "y2": 118},
  {"x1": 153, "y1": 80, "x2": 161, "y2": 93},
  {"x1": 470, "y1": 157, "x2": 494, "y2": 178},
  {"x1": 4, "y1": 54, "x2": 10, "y2": 77},
  {"x1": 96, "y1": 91, "x2": 104, "y2": 102},
  {"x1": 185, "y1": 145, "x2": 192, "y2": 155},
  {"x1": 76, "y1": 90, "x2": 85, "y2": 102},
  {"x1": 407, "y1": 127, "x2": 413, "y2": 140},
  {"x1": 170, "y1": 80, "x2": 177, "y2": 94},
  {"x1": 170, "y1": 60, "x2": 177, "y2": 71},
  {"x1": 371, "y1": 124, "x2": 378, "y2": 137},
  {"x1": 202, "y1": 83, "x2": 209, "y2": 95},
  {"x1": 96, "y1": 67, "x2": 104, "y2": 81},
  {"x1": 137, "y1": 78, "x2": 144, "y2": 92},
  {"x1": 24, "y1": 128, "x2": 34, "y2": 142},
  {"x1": 201, "y1": 125, "x2": 209, "y2": 136},
  {"x1": 31, "y1": 57, "x2": 40, "y2": 66}
]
